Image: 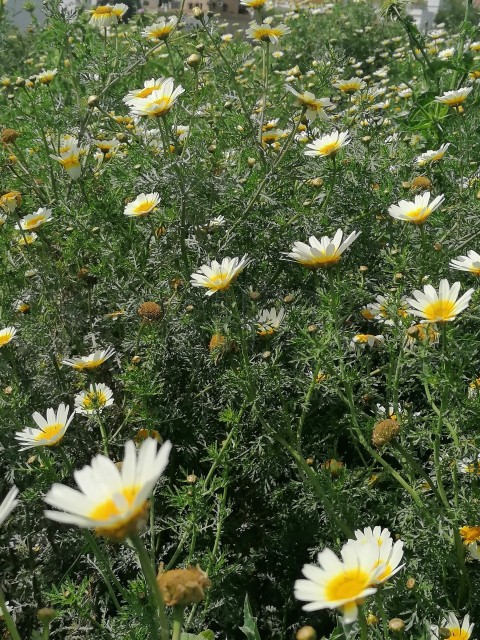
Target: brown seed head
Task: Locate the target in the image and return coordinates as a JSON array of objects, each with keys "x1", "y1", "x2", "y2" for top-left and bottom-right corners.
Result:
[
  {"x1": 411, "y1": 176, "x2": 432, "y2": 190},
  {"x1": 372, "y1": 419, "x2": 401, "y2": 447},
  {"x1": 157, "y1": 565, "x2": 211, "y2": 606},
  {"x1": 138, "y1": 301, "x2": 163, "y2": 321},
  {"x1": 1, "y1": 128, "x2": 20, "y2": 145}
]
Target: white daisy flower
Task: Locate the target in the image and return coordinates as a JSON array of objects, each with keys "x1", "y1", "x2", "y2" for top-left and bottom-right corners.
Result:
[
  {"x1": 256, "y1": 307, "x2": 285, "y2": 336},
  {"x1": 345, "y1": 526, "x2": 404, "y2": 585},
  {"x1": 15, "y1": 404, "x2": 75, "y2": 450},
  {"x1": 16, "y1": 208, "x2": 53, "y2": 231},
  {"x1": 0, "y1": 326, "x2": 17, "y2": 348},
  {"x1": 286, "y1": 86, "x2": 332, "y2": 121},
  {"x1": 89, "y1": 3, "x2": 128, "y2": 28},
  {"x1": 285, "y1": 229, "x2": 360, "y2": 269},
  {"x1": 245, "y1": 21, "x2": 291, "y2": 44},
  {"x1": 388, "y1": 192, "x2": 444, "y2": 224},
  {"x1": 305, "y1": 130, "x2": 351, "y2": 158},
  {"x1": 406, "y1": 279, "x2": 474, "y2": 323},
  {"x1": 0, "y1": 487, "x2": 19, "y2": 527},
  {"x1": 435, "y1": 87, "x2": 472, "y2": 107},
  {"x1": 450, "y1": 250, "x2": 480, "y2": 275},
  {"x1": 124, "y1": 192, "x2": 160, "y2": 217},
  {"x1": 431, "y1": 613, "x2": 474, "y2": 640},
  {"x1": 123, "y1": 78, "x2": 166, "y2": 106},
  {"x1": 190, "y1": 255, "x2": 251, "y2": 296},
  {"x1": 128, "y1": 78, "x2": 184, "y2": 118},
  {"x1": 416, "y1": 143, "x2": 450, "y2": 166},
  {"x1": 75, "y1": 383, "x2": 114, "y2": 415},
  {"x1": 62, "y1": 347, "x2": 116, "y2": 371},
  {"x1": 141, "y1": 16, "x2": 178, "y2": 41}
]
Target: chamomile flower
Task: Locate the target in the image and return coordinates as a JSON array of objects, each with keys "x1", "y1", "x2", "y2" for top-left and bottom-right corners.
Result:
[
  {"x1": 388, "y1": 192, "x2": 444, "y2": 224},
  {"x1": 294, "y1": 542, "x2": 384, "y2": 623},
  {"x1": 333, "y1": 77, "x2": 366, "y2": 94},
  {"x1": 346, "y1": 527, "x2": 404, "y2": 585},
  {"x1": 458, "y1": 454, "x2": 480, "y2": 473},
  {"x1": 93, "y1": 138, "x2": 120, "y2": 155},
  {"x1": 350, "y1": 334, "x2": 384, "y2": 348},
  {"x1": 35, "y1": 69, "x2": 57, "y2": 85},
  {"x1": 246, "y1": 21, "x2": 291, "y2": 44},
  {"x1": 16, "y1": 207, "x2": 52, "y2": 231},
  {"x1": 431, "y1": 613, "x2": 474, "y2": 640},
  {"x1": 89, "y1": 3, "x2": 128, "y2": 28},
  {"x1": 44, "y1": 438, "x2": 172, "y2": 540},
  {"x1": 305, "y1": 130, "x2": 351, "y2": 158},
  {"x1": 191, "y1": 256, "x2": 251, "y2": 296},
  {"x1": 51, "y1": 145, "x2": 83, "y2": 180},
  {"x1": 141, "y1": 16, "x2": 178, "y2": 41},
  {"x1": 0, "y1": 487, "x2": 19, "y2": 527},
  {"x1": 406, "y1": 279, "x2": 473, "y2": 323},
  {"x1": 286, "y1": 229, "x2": 360, "y2": 269},
  {"x1": 17, "y1": 232, "x2": 38, "y2": 246},
  {"x1": 128, "y1": 78, "x2": 184, "y2": 118},
  {"x1": 416, "y1": 143, "x2": 450, "y2": 166},
  {"x1": 0, "y1": 326, "x2": 17, "y2": 347},
  {"x1": 15, "y1": 404, "x2": 74, "y2": 450},
  {"x1": 0, "y1": 191, "x2": 22, "y2": 213},
  {"x1": 286, "y1": 86, "x2": 332, "y2": 121},
  {"x1": 75, "y1": 383, "x2": 114, "y2": 415},
  {"x1": 361, "y1": 295, "x2": 408, "y2": 325},
  {"x1": 435, "y1": 87, "x2": 472, "y2": 107},
  {"x1": 62, "y1": 347, "x2": 116, "y2": 370},
  {"x1": 450, "y1": 250, "x2": 480, "y2": 275},
  {"x1": 124, "y1": 192, "x2": 160, "y2": 217},
  {"x1": 256, "y1": 307, "x2": 285, "y2": 336},
  {"x1": 123, "y1": 78, "x2": 166, "y2": 106}
]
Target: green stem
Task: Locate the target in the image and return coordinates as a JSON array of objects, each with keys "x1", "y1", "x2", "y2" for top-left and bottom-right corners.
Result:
[
  {"x1": 96, "y1": 413, "x2": 110, "y2": 456},
  {"x1": 320, "y1": 154, "x2": 337, "y2": 215},
  {"x1": 358, "y1": 605, "x2": 368, "y2": 640},
  {"x1": 172, "y1": 605, "x2": 185, "y2": 640},
  {"x1": 258, "y1": 41, "x2": 270, "y2": 146},
  {"x1": 0, "y1": 586, "x2": 21, "y2": 640},
  {"x1": 375, "y1": 590, "x2": 389, "y2": 640},
  {"x1": 130, "y1": 535, "x2": 169, "y2": 640}
]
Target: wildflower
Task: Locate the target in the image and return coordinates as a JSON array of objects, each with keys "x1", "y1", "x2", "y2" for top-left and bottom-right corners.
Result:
[
  {"x1": 0, "y1": 191, "x2": 21, "y2": 213},
  {"x1": 411, "y1": 176, "x2": 432, "y2": 191},
  {"x1": 17, "y1": 232, "x2": 38, "y2": 246},
  {"x1": 416, "y1": 143, "x2": 450, "y2": 166},
  {"x1": 346, "y1": 526, "x2": 404, "y2": 584},
  {"x1": 351, "y1": 334, "x2": 384, "y2": 348},
  {"x1": 406, "y1": 280, "x2": 473, "y2": 323},
  {"x1": 124, "y1": 192, "x2": 160, "y2": 217},
  {"x1": 241, "y1": 0, "x2": 268, "y2": 8},
  {"x1": 190, "y1": 255, "x2": 251, "y2": 296},
  {"x1": 142, "y1": 16, "x2": 178, "y2": 41},
  {"x1": 128, "y1": 78, "x2": 184, "y2": 118},
  {"x1": 333, "y1": 77, "x2": 366, "y2": 94},
  {"x1": 123, "y1": 78, "x2": 166, "y2": 105},
  {"x1": 256, "y1": 307, "x2": 285, "y2": 336},
  {"x1": 0, "y1": 487, "x2": 19, "y2": 526},
  {"x1": 44, "y1": 438, "x2": 172, "y2": 541},
  {"x1": 0, "y1": 326, "x2": 17, "y2": 347},
  {"x1": 261, "y1": 128, "x2": 289, "y2": 148},
  {"x1": 388, "y1": 192, "x2": 444, "y2": 224},
  {"x1": 305, "y1": 130, "x2": 351, "y2": 158},
  {"x1": 138, "y1": 301, "x2": 163, "y2": 321},
  {"x1": 435, "y1": 87, "x2": 472, "y2": 107},
  {"x1": 103, "y1": 310, "x2": 125, "y2": 320},
  {"x1": 286, "y1": 86, "x2": 332, "y2": 121},
  {"x1": 361, "y1": 295, "x2": 408, "y2": 325},
  {"x1": 15, "y1": 404, "x2": 74, "y2": 450},
  {"x1": 62, "y1": 347, "x2": 116, "y2": 370},
  {"x1": 294, "y1": 543, "x2": 384, "y2": 623},
  {"x1": 35, "y1": 69, "x2": 57, "y2": 85},
  {"x1": 51, "y1": 145, "x2": 83, "y2": 180},
  {"x1": 157, "y1": 566, "x2": 211, "y2": 606},
  {"x1": 450, "y1": 250, "x2": 480, "y2": 276},
  {"x1": 16, "y1": 207, "x2": 52, "y2": 231},
  {"x1": 15, "y1": 300, "x2": 30, "y2": 313},
  {"x1": 285, "y1": 229, "x2": 360, "y2": 269},
  {"x1": 468, "y1": 377, "x2": 480, "y2": 398},
  {"x1": 431, "y1": 613, "x2": 474, "y2": 640},
  {"x1": 246, "y1": 21, "x2": 291, "y2": 44},
  {"x1": 459, "y1": 526, "x2": 480, "y2": 545},
  {"x1": 93, "y1": 138, "x2": 120, "y2": 155},
  {"x1": 75, "y1": 383, "x2": 114, "y2": 415},
  {"x1": 89, "y1": 3, "x2": 128, "y2": 28},
  {"x1": 458, "y1": 454, "x2": 480, "y2": 474}
]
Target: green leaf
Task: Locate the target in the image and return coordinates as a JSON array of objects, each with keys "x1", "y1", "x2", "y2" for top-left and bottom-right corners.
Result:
[{"x1": 239, "y1": 594, "x2": 261, "y2": 640}]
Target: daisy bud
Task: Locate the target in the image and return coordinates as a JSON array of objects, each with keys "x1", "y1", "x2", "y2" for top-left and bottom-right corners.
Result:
[
  {"x1": 307, "y1": 324, "x2": 317, "y2": 333},
  {"x1": 359, "y1": 265, "x2": 368, "y2": 272},
  {"x1": 157, "y1": 566, "x2": 211, "y2": 606},
  {"x1": 187, "y1": 54, "x2": 201, "y2": 68},
  {"x1": 185, "y1": 305, "x2": 194, "y2": 313},
  {"x1": 138, "y1": 301, "x2": 163, "y2": 321},
  {"x1": 87, "y1": 95, "x2": 99, "y2": 108},
  {"x1": 247, "y1": 157, "x2": 256, "y2": 168},
  {"x1": 1, "y1": 128, "x2": 20, "y2": 144},
  {"x1": 439, "y1": 629, "x2": 452, "y2": 639},
  {"x1": 207, "y1": 144, "x2": 217, "y2": 153},
  {"x1": 195, "y1": 43, "x2": 205, "y2": 52},
  {"x1": 367, "y1": 613, "x2": 379, "y2": 626},
  {"x1": 296, "y1": 627, "x2": 317, "y2": 640},
  {"x1": 224, "y1": 101, "x2": 233, "y2": 110},
  {"x1": 388, "y1": 618, "x2": 405, "y2": 633},
  {"x1": 262, "y1": 351, "x2": 271, "y2": 359},
  {"x1": 4, "y1": 386, "x2": 13, "y2": 395},
  {"x1": 406, "y1": 577, "x2": 415, "y2": 589},
  {"x1": 372, "y1": 419, "x2": 401, "y2": 448},
  {"x1": 186, "y1": 474, "x2": 197, "y2": 484},
  {"x1": 283, "y1": 294, "x2": 295, "y2": 303},
  {"x1": 307, "y1": 177, "x2": 324, "y2": 188},
  {"x1": 37, "y1": 608, "x2": 56, "y2": 623},
  {"x1": 192, "y1": 6, "x2": 204, "y2": 19},
  {"x1": 131, "y1": 355, "x2": 141, "y2": 365},
  {"x1": 306, "y1": 457, "x2": 314, "y2": 466}
]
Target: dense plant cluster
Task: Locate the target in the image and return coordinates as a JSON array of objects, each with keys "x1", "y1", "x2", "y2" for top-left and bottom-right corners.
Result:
[{"x1": 1, "y1": 0, "x2": 480, "y2": 638}]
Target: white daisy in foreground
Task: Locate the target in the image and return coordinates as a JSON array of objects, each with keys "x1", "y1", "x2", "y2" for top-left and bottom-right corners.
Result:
[
  {"x1": 89, "y1": 3, "x2": 128, "y2": 27},
  {"x1": 406, "y1": 279, "x2": 473, "y2": 323},
  {"x1": 294, "y1": 542, "x2": 384, "y2": 623},
  {"x1": 346, "y1": 526, "x2": 404, "y2": 585},
  {"x1": 0, "y1": 326, "x2": 17, "y2": 348},
  {"x1": 286, "y1": 86, "x2": 332, "y2": 121},
  {"x1": 75, "y1": 383, "x2": 114, "y2": 415},
  {"x1": 62, "y1": 347, "x2": 116, "y2": 370},
  {"x1": 333, "y1": 77, "x2": 366, "y2": 94},
  {"x1": 257, "y1": 307, "x2": 285, "y2": 336},
  {"x1": 388, "y1": 192, "x2": 444, "y2": 225},
  {"x1": 286, "y1": 229, "x2": 360, "y2": 269},
  {"x1": 416, "y1": 143, "x2": 450, "y2": 166},
  {"x1": 44, "y1": 438, "x2": 172, "y2": 541},
  {"x1": 246, "y1": 21, "x2": 291, "y2": 44},
  {"x1": 123, "y1": 77, "x2": 166, "y2": 106},
  {"x1": 450, "y1": 250, "x2": 480, "y2": 275},
  {"x1": 190, "y1": 255, "x2": 251, "y2": 296},
  {"x1": 431, "y1": 613, "x2": 474, "y2": 640},
  {"x1": 141, "y1": 16, "x2": 178, "y2": 41},
  {"x1": 15, "y1": 404, "x2": 74, "y2": 450},
  {"x1": 0, "y1": 486, "x2": 19, "y2": 527},
  {"x1": 128, "y1": 78, "x2": 184, "y2": 118},
  {"x1": 124, "y1": 192, "x2": 160, "y2": 217},
  {"x1": 305, "y1": 130, "x2": 350, "y2": 158},
  {"x1": 16, "y1": 208, "x2": 52, "y2": 231},
  {"x1": 435, "y1": 87, "x2": 472, "y2": 107}
]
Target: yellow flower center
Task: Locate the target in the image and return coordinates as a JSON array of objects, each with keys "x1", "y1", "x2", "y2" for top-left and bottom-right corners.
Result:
[
  {"x1": 0, "y1": 333, "x2": 13, "y2": 347},
  {"x1": 145, "y1": 96, "x2": 173, "y2": 116},
  {"x1": 449, "y1": 630, "x2": 469, "y2": 640},
  {"x1": 89, "y1": 486, "x2": 140, "y2": 521},
  {"x1": 253, "y1": 27, "x2": 274, "y2": 40},
  {"x1": 82, "y1": 390, "x2": 107, "y2": 409},
  {"x1": 405, "y1": 206, "x2": 430, "y2": 223},
  {"x1": 339, "y1": 82, "x2": 361, "y2": 93},
  {"x1": 72, "y1": 358, "x2": 105, "y2": 370},
  {"x1": 422, "y1": 299, "x2": 456, "y2": 322},
  {"x1": 299, "y1": 253, "x2": 340, "y2": 268},
  {"x1": 443, "y1": 95, "x2": 467, "y2": 106},
  {"x1": 318, "y1": 141, "x2": 341, "y2": 156},
  {"x1": 133, "y1": 200, "x2": 155, "y2": 215},
  {"x1": 61, "y1": 156, "x2": 80, "y2": 170},
  {"x1": 325, "y1": 568, "x2": 370, "y2": 602},
  {"x1": 24, "y1": 215, "x2": 45, "y2": 229},
  {"x1": 460, "y1": 525, "x2": 480, "y2": 543},
  {"x1": 93, "y1": 6, "x2": 114, "y2": 15},
  {"x1": 207, "y1": 272, "x2": 231, "y2": 291},
  {"x1": 34, "y1": 422, "x2": 64, "y2": 444},
  {"x1": 149, "y1": 26, "x2": 170, "y2": 38}
]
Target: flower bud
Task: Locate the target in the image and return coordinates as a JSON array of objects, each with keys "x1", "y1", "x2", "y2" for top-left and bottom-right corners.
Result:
[
  {"x1": 247, "y1": 157, "x2": 256, "y2": 167},
  {"x1": 87, "y1": 95, "x2": 99, "y2": 108},
  {"x1": 388, "y1": 618, "x2": 405, "y2": 633},
  {"x1": 186, "y1": 53, "x2": 201, "y2": 68},
  {"x1": 366, "y1": 613, "x2": 379, "y2": 626},
  {"x1": 192, "y1": 7, "x2": 204, "y2": 19},
  {"x1": 406, "y1": 577, "x2": 415, "y2": 589},
  {"x1": 296, "y1": 626, "x2": 317, "y2": 640},
  {"x1": 1, "y1": 128, "x2": 20, "y2": 145},
  {"x1": 37, "y1": 608, "x2": 56, "y2": 623}
]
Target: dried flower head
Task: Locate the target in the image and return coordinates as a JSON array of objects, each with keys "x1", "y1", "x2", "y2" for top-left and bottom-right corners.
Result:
[
  {"x1": 138, "y1": 301, "x2": 163, "y2": 321},
  {"x1": 372, "y1": 419, "x2": 401, "y2": 447},
  {"x1": 157, "y1": 565, "x2": 211, "y2": 606}
]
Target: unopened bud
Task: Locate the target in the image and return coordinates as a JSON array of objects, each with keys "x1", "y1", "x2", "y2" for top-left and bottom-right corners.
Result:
[
  {"x1": 185, "y1": 305, "x2": 194, "y2": 313},
  {"x1": 406, "y1": 577, "x2": 415, "y2": 589},
  {"x1": 388, "y1": 618, "x2": 405, "y2": 633},
  {"x1": 296, "y1": 626, "x2": 317, "y2": 640},
  {"x1": 372, "y1": 419, "x2": 400, "y2": 448},
  {"x1": 307, "y1": 324, "x2": 317, "y2": 334},
  {"x1": 359, "y1": 265, "x2": 368, "y2": 272},
  {"x1": 207, "y1": 144, "x2": 217, "y2": 153},
  {"x1": 37, "y1": 608, "x2": 56, "y2": 623},
  {"x1": 366, "y1": 613, "x2": 379, "y2": 626},
  {"x1": 131, "y1": 355, "x2": 141, "y2": 364},
  {"x1": 186, "y1": 474, "x2": 197, "y2": 484},
  {"x1": 192, "y1": 7, "x2": 204, "y2": 19},
  {"x1": 87, "y1": 95, "x2": 99, "y2": 108},
  {"x1": 187, "y1": 54, "x2": 201, "y2": 68},
  {"x1": 247, "y1": 157, "x2": 256, "y2": 167},
  {"x1": 262, "y1": 351, "x2": 271, "y2": 359},
  {"x1": 283, "y1": 294, "x2": 294, "y2": 304}
]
